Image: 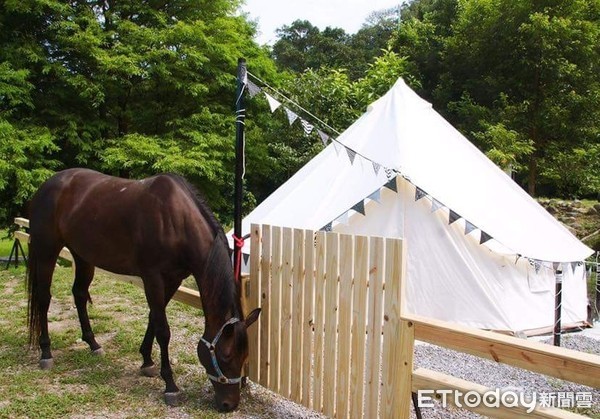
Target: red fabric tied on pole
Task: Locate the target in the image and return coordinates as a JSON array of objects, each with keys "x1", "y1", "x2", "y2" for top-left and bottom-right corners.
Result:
[{"x1": 232, "y1": 234, "x2": 245, "y2": 283}]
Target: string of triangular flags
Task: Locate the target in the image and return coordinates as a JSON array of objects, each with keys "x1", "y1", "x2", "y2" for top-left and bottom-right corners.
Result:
[
  {"x1": 244, "y1": 73, "x2": 581, "y2": 275},
  {"x1": 320, "y1": 176, "x2": 582, "y2": 275},
  {"x1": 246, "y1": 72, "x2": 388, "y2": 177}
]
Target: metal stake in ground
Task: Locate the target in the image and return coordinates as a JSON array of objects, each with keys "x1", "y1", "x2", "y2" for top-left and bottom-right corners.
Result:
[{"x1": 553, "y1": 266, "x2": 563, "y2": 346}]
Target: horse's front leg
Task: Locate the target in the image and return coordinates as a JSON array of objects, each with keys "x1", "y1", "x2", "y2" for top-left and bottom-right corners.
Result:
[
  {"x1": 142, "y1": 276, "x2": 180, "y2": 406},
  {"x1": 152, "y1": 307, "x2": 180, "y2": 405}
]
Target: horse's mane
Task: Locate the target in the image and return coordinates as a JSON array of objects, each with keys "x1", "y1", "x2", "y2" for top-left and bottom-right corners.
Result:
[
  {"x1": 163, "y1": 174, "x2": 242, "y2": 320},
  {"x1": 162, "y1": 174, "x2": 226, "y2": 242}
]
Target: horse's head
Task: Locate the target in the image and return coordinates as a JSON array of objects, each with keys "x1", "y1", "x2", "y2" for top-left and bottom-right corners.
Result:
[{"x1": 197, "y1": 308, "x2": 260, "y2": 412}]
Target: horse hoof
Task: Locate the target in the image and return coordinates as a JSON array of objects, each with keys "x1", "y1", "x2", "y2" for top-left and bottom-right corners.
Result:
[
  {"x1": 39, "y1": 358, "x2": 54, "y2": 370},
  {"x1": 164, "y1": 391, "x2": 181, "y2": 406},
  {"x1": 92, "y1": 348, "x2": 105, "y2": 356},
  {"x1": 141, "y1": 365, "x2": 159, "y2": 377}
]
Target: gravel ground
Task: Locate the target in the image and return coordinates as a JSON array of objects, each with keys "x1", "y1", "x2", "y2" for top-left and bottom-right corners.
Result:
[
  {"x1": 409, "y1": 333, "x2": 600, "y2": 418},
  {"x1": 229, "y1": 333, "x2": 599, "y2": 419}
]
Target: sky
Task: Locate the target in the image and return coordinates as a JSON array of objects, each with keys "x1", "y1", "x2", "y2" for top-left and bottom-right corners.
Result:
[{"x1": 241, "y1": 0, "x2": 404, "y2": 45}]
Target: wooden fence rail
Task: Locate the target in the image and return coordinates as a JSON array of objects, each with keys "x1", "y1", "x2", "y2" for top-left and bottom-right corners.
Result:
[{"x1": 247, "y1": 223, "x2": 600, "y2": 419}]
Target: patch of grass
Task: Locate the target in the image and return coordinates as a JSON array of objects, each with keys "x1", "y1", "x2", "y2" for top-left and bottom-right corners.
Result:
[
  {"x1": 0, "y1": 229, "x2": 15, "y2": 257},
  {"x1": 0, "y1": 265, "x2": 232, "y2": 418}
]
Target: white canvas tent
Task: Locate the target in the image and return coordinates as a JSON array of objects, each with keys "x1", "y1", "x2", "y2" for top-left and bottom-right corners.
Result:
[{"x1": 235, "y1": 78, "x2": 593, "y2": 334}]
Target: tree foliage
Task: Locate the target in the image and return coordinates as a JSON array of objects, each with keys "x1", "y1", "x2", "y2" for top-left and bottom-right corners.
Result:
[
  {"x1": 0, "y1": 0, "x2": 277, "y2": 226},
  {"x1": 391, "y1": 0, "x2": 600, "y2": 197},
  {"x1": 271, "y1": 13, "x2": 398, "y2": 80}
]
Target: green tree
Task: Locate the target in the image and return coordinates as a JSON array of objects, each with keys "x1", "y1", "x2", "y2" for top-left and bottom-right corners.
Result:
[
  {"x1": 392, "y1": 0, "x2": 600, "y2": 197},
  {"x1": 346, "y1": 8, "x2": 399, "y2": 79},
  {"x1": 440, "y1": 0, "x2": 600, "y2": 196},
  {"x1": 0, "y1": 0, "x2": 277, "y2": 225},
  {"x1": 390, "y1": 0, "x2": 458, "y2": 97},
  {"x1": 271, "y1": 20, "x2": 354, "y2": 73}
]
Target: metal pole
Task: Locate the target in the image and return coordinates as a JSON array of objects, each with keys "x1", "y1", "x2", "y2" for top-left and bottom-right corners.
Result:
[
  {"x1": 233, "y1": 58, "x2": 247, "y2": 284},
  {"x1": 594, "y1": 252, "x2": 600, "y2": 321},
  {"x1": 553, "y1": 267, "x2": 563, "y2": 346}
]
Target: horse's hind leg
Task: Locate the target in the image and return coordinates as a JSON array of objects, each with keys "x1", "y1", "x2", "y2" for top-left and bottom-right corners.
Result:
[
  {"x1": 37, "y1": 259, "x2": 56, "y2": 368},
  {"x1": 28, "y1": 240, "x2": 62, "y2": 369},
  {"x1": 71, "y1": 253, "x2": 103, "y2": 355}
]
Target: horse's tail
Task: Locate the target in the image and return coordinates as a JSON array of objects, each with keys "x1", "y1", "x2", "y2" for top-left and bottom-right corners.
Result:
[{"x1": 26, "y1": 238, "x2": 42, "y2": 348}]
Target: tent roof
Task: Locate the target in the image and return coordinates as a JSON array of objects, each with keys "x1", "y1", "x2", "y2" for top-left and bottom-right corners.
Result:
[{"x1": 241, "y1": 78, "x2": 592, "y2": 262}]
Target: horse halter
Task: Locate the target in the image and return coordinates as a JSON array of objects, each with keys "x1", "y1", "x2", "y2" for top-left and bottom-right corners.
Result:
[{"x1": 200, "y1": 317, "x2": 242, "y2": 385}]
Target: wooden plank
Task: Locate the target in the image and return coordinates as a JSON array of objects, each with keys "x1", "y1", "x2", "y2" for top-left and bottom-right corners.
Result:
[
  {"x1": 407, "y1": 314, "x2": 600, "y2": 389},
  {"x1": 247, "y1": 224, "x2": 262, "y2": 382},
  {"x1": 269, "y1": 226, "x2": 283, "y2": 393},
  {"x1": 365, "y1": 236, "x2": 385, "y2": 419},
  {"x1": 13, "y1": 230, "x2": 31, "y2": 245},
  {"x1": 322, "y1": 232, "x2": 340, "y2": 418},
  {"x1": 335, "y1": 233, "x2": 354, "y2": 419},
  {"x1": 313, "y1": 231, "x2": 326, "y2": 412},
  {"x1": 381, "y1": 238, "x2": 411, "y2": 418},
  {"x1": 14, "y1": 217, "x2": 29, "y2": 229},
  {"x1": 99, "y1": 270, "x2": 202, "y2": 309},
  {"x1": 350, "y1": 235, "x2": 369, "y2": 419},
  {"x1": 259, "y1": 225, "x2": 272, "y2": 388},
  {"x1": 290, "y1": 228, "x2": 305, "y2": 404},
  {"x1": 301, "y1": 229, "x2": 315, "y2": 408},
  {"x1": 279, "y1": 227, "x2": 293, "y2": 398},
  {"x1": 412, "y1": 368, "x2": 586, "y2": 419}
]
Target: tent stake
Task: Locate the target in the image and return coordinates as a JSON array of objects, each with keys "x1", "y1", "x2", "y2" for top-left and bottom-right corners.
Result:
[{"x1": 553, "y1": 267, "x2": 563, "y2": 346}]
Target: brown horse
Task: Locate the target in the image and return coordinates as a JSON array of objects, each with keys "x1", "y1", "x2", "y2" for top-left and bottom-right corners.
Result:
[{"x1": 26, "y1": 168, "x2": 260, "y2": 411}]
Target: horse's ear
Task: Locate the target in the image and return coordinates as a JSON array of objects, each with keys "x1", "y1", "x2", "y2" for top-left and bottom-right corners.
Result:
[{"x1": 245, "y1": 308, "x2": 261, "y2": 329}]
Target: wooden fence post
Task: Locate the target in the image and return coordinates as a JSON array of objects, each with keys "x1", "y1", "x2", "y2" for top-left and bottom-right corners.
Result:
[{"x1": 382, "y1": 238, "x2": 413, "y2": 418}]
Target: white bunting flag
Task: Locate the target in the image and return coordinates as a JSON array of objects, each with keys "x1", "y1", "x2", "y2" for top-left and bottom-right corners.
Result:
[
  {"x1": 333, "y1": 141, "x2": 342, "y2": 156},
  {"x1": 265, "y1": 93, "x2": 281, "y2": 113},
  {"x1": 317, "y1": 129, "x2": 330, "y2": 146},
  {"x1": 431, "y1": 198, "x2": 444, "y2": 212},
  {"x1": 367, "y1": 189, "x2": 381, "y2": 203},
  {"x1": 247, "y1": 80, "x2": 261, "y2": 98},
  {"x1": 372, "y1": 161, "x2": 381, "y2": 175},
  {"x1": 346, "y1": 147, "x2": 357, "y2": 164},
  {"x1": 465, "y1": 220, "x2": 477, "y2": 235},
  {"x1": 300, "y1": 118, "x2": 314, "y2": 135},
  {"x1": 285, "y1": 108, "x2": 298, "y2": 126}
]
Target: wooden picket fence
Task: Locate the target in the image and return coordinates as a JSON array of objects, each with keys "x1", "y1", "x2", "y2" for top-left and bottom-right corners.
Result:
[
  {"x1": 245, "y1": 223, "x2": 411, "y2": 418},
  {"x1": 246, "y1": 223, "x2": 600, "y2": 419}
]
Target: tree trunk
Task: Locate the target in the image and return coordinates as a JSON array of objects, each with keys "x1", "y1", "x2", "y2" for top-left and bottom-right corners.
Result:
[{"x1": 528, "y1": 155, "x2": 537, "y2": 196}]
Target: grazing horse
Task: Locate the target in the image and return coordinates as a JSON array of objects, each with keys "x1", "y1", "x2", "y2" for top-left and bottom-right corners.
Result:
[{"x1": 26, "y1": 168, "x2": 260, "y2": 411}]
